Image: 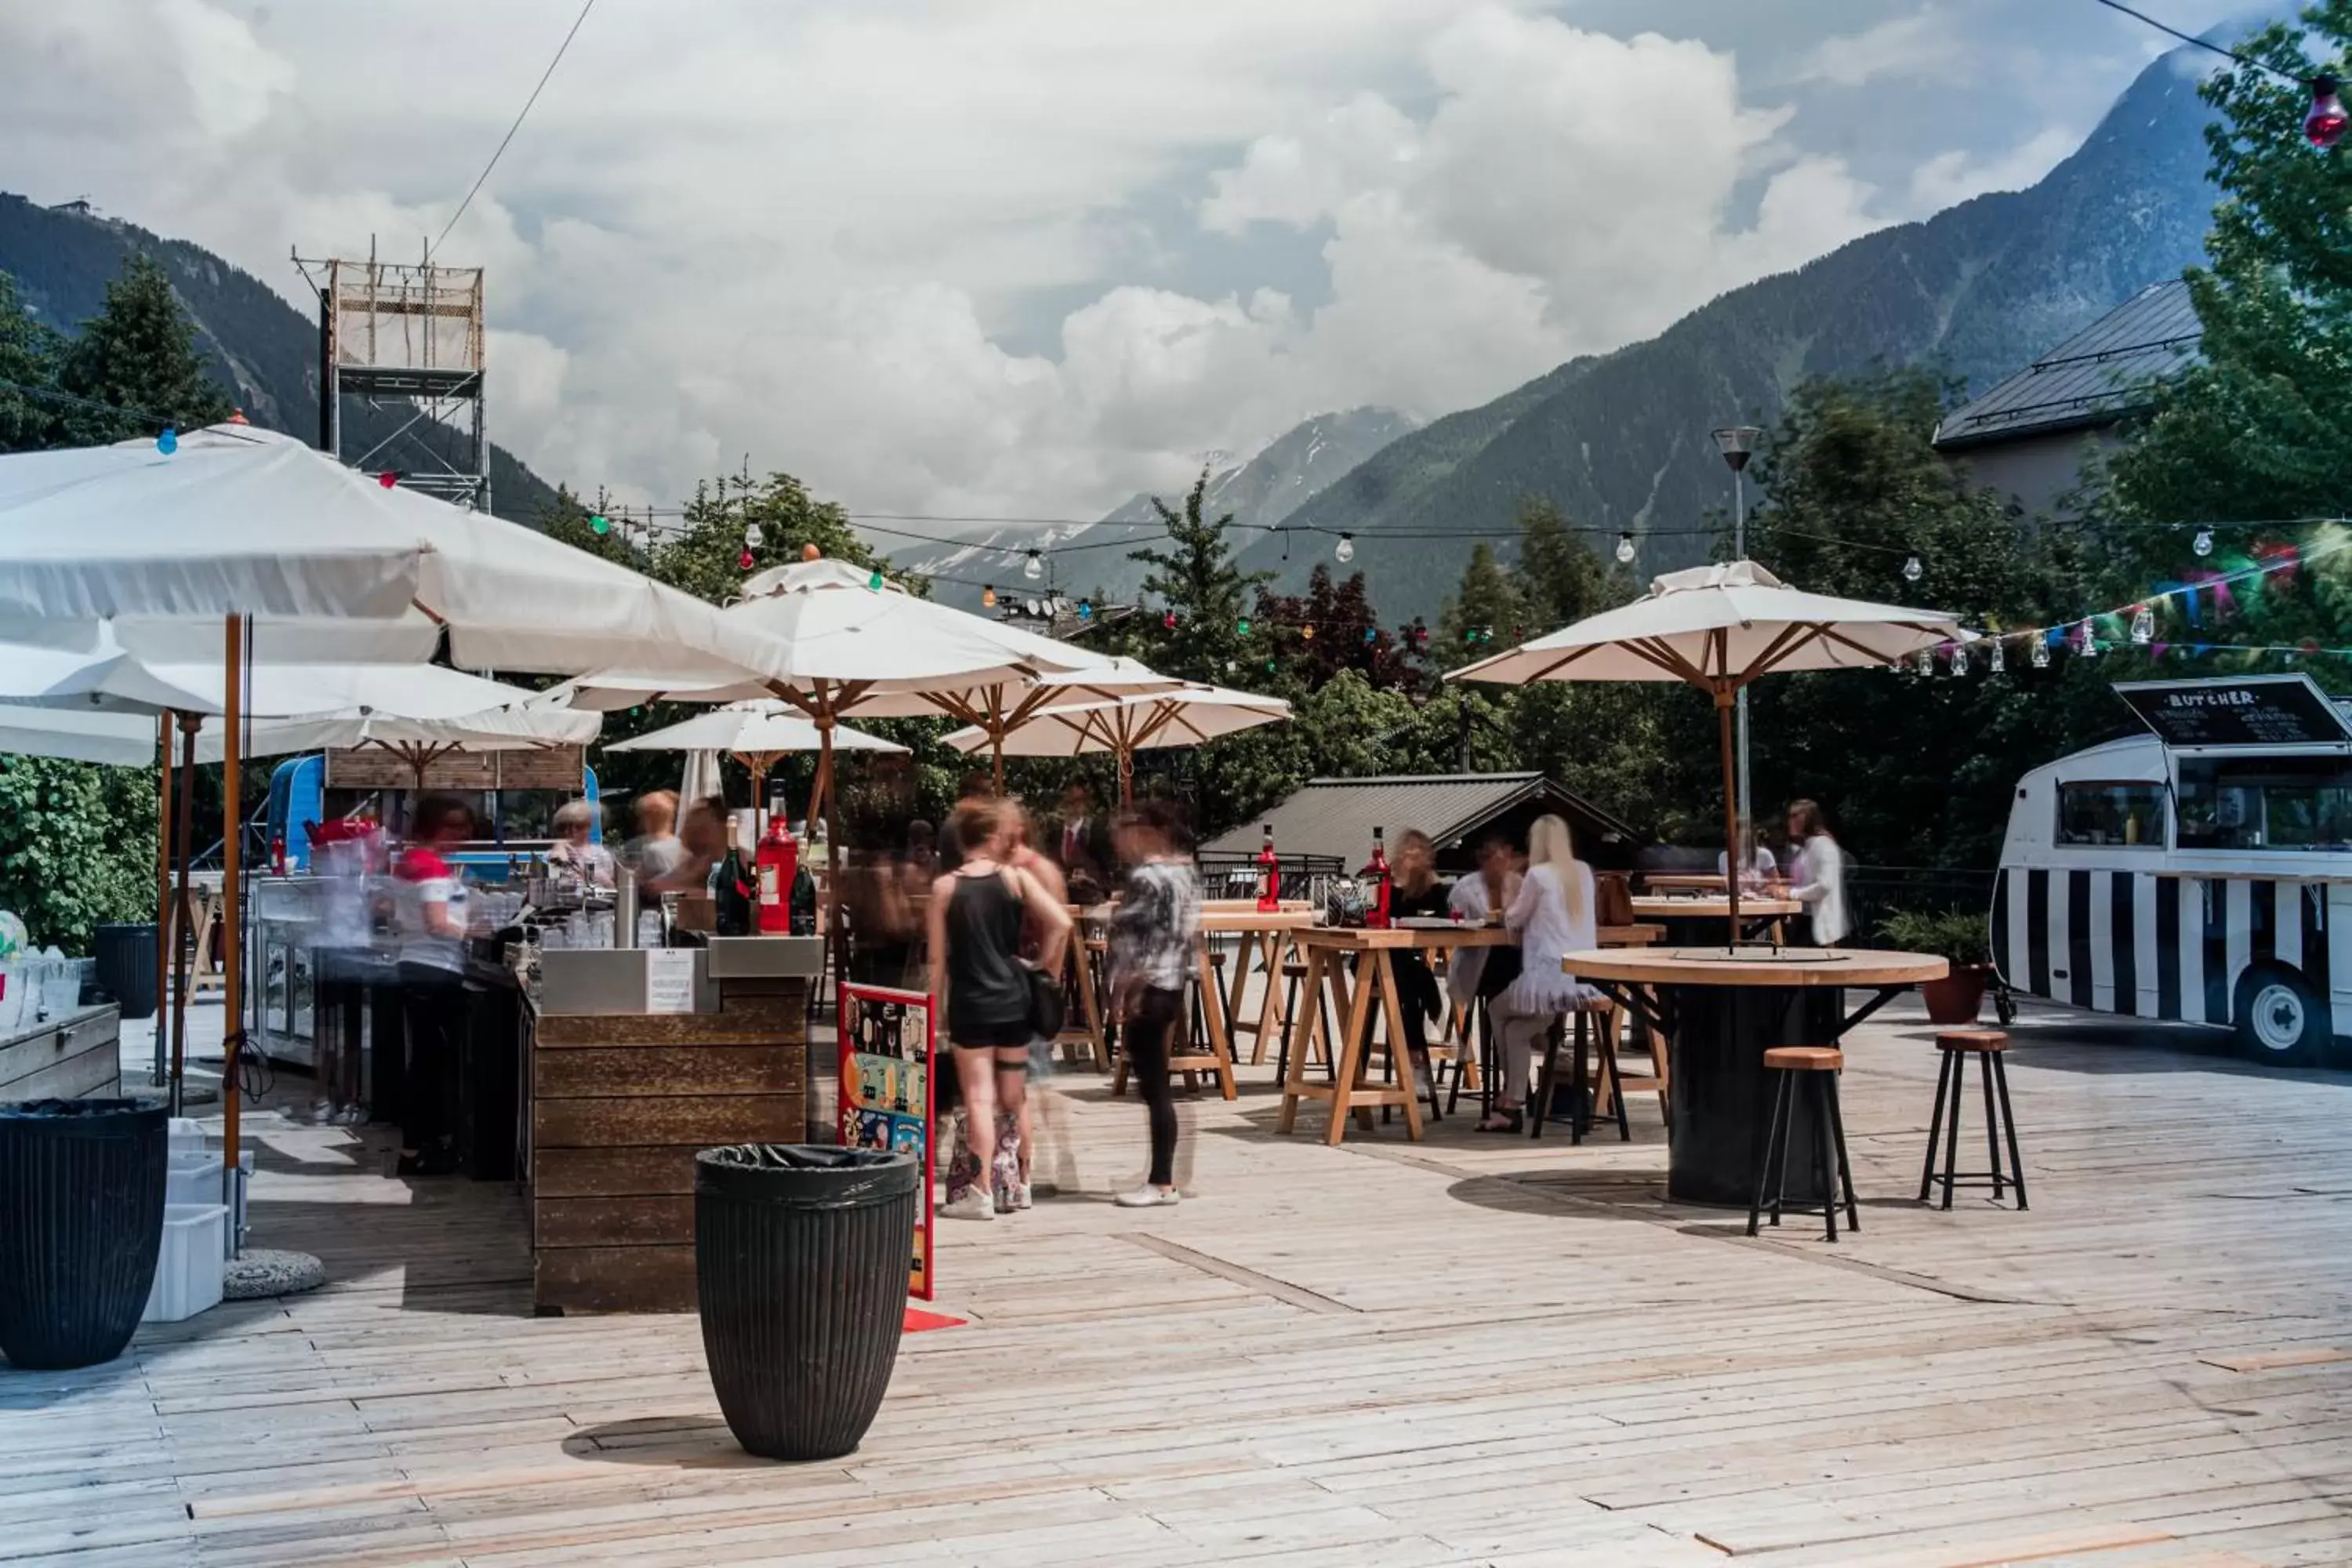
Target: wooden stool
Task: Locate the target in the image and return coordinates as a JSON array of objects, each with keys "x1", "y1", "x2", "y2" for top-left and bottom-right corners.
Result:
[
  {"x1": 1919, "y1": 1029, "x2": 2027, "y2": 1211},
  {"x1": 1531, "y1": 997, "x2": 1628, "y2": 1144},
  {"x1": 1272, "y1": 958, "x2": 1336, "y2": 1086},
  {"x1": 1748, "y1": 1047, "x2": 1860, "y2": 1241}
]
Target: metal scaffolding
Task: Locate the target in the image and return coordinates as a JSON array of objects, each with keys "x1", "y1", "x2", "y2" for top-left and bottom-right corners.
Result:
[{"x1": 293, "y1": 246, "x2": 490, "y2": 514}]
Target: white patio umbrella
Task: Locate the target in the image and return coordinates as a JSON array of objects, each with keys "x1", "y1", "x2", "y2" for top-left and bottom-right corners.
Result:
[
  {"x1": 0, "y1": 705, "x2": 156, "y2": 764},
  {"x1": 942, "y1": 683, "x2": 1291, "y2": 804},
  {"x1": 609, "y1": 701, "x2": 906, "y2": 816},
  {"x1": 1449, "y1": 560, "x2": 1961, "y2": 943}
]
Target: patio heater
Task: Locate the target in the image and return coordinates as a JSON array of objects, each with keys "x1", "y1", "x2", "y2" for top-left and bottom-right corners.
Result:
[{"x1": 1711, "y1": 424, "x2": 1762, "y2": 869}]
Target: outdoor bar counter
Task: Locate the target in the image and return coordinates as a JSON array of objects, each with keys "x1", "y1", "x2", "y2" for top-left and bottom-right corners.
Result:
[
  {"x1": 527, "y1": 935, "x2": 822, "y2": 1314},
  {"x1": 1563, "y1": 946, "x2": 1945, "y2": 1206}
]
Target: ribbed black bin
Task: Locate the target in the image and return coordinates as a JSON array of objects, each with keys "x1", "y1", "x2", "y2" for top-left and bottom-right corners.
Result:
[
  {"x1": 695, "y1": 1145, "x2": 916, "y2": 1460},
  {"x1": 93, "y1": 924, "x2": 159, "y2": 1020},
  {"x1": 0, "y1": 1098, "x2": 168, "y2": 1370}
]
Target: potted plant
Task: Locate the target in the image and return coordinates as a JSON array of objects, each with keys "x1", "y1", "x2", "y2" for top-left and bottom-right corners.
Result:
[{"x1": 1878, "y1": 908, "x2": 1994, "y2": 1025}]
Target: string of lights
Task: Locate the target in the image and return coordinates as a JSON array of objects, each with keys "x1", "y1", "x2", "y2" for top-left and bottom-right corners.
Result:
[{"x1": 2090, "y1": 0, "x2": 2347, "y2": 147}]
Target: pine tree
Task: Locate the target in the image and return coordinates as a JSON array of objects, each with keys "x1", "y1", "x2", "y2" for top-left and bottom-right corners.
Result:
[
  {"x1": 56, "y1": 255, "x2": 231, "y2": 444},
  {"x1": 0, "y1": 271, "x2": 63, "y2": 452},
  {"x1": 1127, "y1": 469, "x2": 1273, "y2": 684}
]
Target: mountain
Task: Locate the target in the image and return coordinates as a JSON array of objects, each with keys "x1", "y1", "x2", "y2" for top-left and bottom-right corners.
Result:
[
  {"x1": 1235, "y1": 46, "x2": 2223, "y2": 619},
  {"x1": 0, "y1": 193, "x2": 561, "y2": 521},
  {"x1": 896, "y1": 406, "x2": 1419, "y2": 610}
]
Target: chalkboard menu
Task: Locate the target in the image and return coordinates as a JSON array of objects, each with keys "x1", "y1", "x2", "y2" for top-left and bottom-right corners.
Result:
[{"x1": 2115, "y1": 677, "x2": 2352, "y2": 750}]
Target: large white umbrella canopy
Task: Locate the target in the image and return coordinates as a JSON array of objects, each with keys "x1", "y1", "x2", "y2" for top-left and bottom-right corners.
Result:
[
  {"x1": 0, "y1": 423, "x2": 793, "y2": 677},
  {"x1": 609, "y1": 700, "x2": 904, "y2": 818},
  {"x1": 0, "y1": 705, "x2": 156, "y2": 765},
  {"x1": 1449, "y1": 560, "x2": 1960, "y2": 943},
  {"x1": 942, "y1": 683, "x2": 1290, "y2": 804},
  {"x1": 191, "y1": 700, "x2": 598, "y2": 766}
]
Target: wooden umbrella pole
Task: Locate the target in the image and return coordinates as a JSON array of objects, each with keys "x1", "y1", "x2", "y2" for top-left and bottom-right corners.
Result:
[
  {"x1": 222, "y1": 615, "x2": 245, "y2": 1207},
  {"x1": 989, "y1": 685, "x2": 1007, "y2": 795},
  {"x1": 153, "y1": 710, "x2": 174, "y2": 1088},
  {"x1": 168, "y1": 714, "x2": 200, "y2": 1115},
  {"x1": 1716, "y1": 685, "x2": 1740, "y2": 950}
]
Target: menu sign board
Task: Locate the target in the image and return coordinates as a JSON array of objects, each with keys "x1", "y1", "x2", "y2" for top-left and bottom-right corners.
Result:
[
  {"x1": 837, "y1": 982, "x2": 936, "y2": 1301},
  {"x1": 2115, "y1": 677, "x2": 2352, "y2": 750}
]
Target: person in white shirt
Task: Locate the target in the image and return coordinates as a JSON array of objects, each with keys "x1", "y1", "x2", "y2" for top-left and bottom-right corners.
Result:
[
  {"x1": 1785, "y1": 798, "x2": 1848, "y2": 947},
  {"x1": 1446, "y1": 833, "x2": 1521, "y2": 1014},
  {"x1": 1478, "y1": 815, "x2": 1599, "y2": 1134},
  {"x1": 1716, "y1": 840, "x2": 1777, "y2": 886}
]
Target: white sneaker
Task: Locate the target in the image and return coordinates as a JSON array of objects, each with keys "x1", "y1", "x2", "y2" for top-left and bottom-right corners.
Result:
[
  {"x1": 1115, "y1": 1184, "x2": 1181, "y2": 1208},
  {"x1": 942, "y1": 1188, "x2": 998, "y2": 1221},
  {"x1": 1008, "y1": 1182, "x2": 1033, "y2": 1211}
]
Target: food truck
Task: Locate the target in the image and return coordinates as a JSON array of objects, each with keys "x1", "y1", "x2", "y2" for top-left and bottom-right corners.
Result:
[{"x1": 1995, "y1": 674, "x2": 2352, "y2": 1066}]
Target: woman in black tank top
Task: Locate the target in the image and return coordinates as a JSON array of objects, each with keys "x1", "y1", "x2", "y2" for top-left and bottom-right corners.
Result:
[{"x1": 927, "y1": 798, "x2": 1071, "y2": 1220}]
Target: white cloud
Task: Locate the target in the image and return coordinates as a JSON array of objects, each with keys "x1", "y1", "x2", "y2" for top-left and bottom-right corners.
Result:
[
  {"x1": 0, "y1": 0, "x2": 1904, "y2": 531},
  {"x1": 1793, "y1": 6, "x2": 1958, "y2": 87},
  {"x1": 1907, "y1": 125, "x2": 2078, "y2": 214}
]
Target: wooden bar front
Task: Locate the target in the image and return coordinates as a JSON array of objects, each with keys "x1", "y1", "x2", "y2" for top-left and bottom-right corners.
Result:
[{"x1": 529, "y1": 977, "x2": 808, "y2": 1314}]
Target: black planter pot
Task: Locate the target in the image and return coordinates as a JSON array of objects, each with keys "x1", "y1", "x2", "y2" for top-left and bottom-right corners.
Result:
[
  {"x1": 93, "y1": 924, "x2": 159, "y2": 1020},
  {"x1": 0, "y1": 1098, "x2": 168, "y2": 1370},
  {"x1": 695, "y1": 1145, "x2": 917, "y2": 1461}
]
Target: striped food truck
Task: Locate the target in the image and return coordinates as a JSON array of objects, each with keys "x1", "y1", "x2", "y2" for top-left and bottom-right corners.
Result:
[{"x1": 1994, "y1": 674, "x2": 2352, "y2": 1067}]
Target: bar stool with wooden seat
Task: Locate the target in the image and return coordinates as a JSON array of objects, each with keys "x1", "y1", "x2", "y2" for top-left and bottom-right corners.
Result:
[
  {"x1": 1920, "y1": 1029, "x2": 2027, "y2": 1210},
  {"x1": 1747, "y1": 1047, "x2": 1860, "y2": 1241},
  {"x1": 1530, "y1": 996, "x2": 1629, "y2": 1144}
]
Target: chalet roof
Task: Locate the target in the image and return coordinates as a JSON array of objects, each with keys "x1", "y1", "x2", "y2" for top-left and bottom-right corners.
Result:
[
  {"x1": 1932, "y1": 281, "x2": 2201, "y2": 452},
  {"x1": 1198, "y1": 771, "x2": 1636, "y2": 862}
]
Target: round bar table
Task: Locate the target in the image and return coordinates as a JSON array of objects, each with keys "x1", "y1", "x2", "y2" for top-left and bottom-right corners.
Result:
[
  {"x1": 1628, "y1": 895, "x2": 1801, "y2": 947},
  {"x1": 1559, "y1": 946, "x2": 1947, "y2": 1207}
]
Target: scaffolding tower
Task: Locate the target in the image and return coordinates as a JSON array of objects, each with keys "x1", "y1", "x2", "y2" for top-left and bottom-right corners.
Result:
[{"x1": 293, "y1": 249, "x2": 489, "y2": 513}]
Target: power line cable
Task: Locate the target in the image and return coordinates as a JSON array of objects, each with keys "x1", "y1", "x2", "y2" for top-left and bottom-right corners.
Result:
[
  {"x1": 429, "y1": 0, "x2": 597, "y2": 260},
  {"x1": 2088, "y1": 0, "x2": 2309, "y2": 83}
]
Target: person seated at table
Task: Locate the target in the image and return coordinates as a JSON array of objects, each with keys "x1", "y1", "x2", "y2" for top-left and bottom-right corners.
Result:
[
  {"x1": 1716, "y1": 835, "x2": 1777, "y2": 888},
  {"x1": 1785, "y1": 798, "x2": 1849, "y2": 946},
  {"x1": 544, "y1": 798, "x2": 615, "y2": 887},
  {"x1": 1387, "y1": 829, "x2": 1449, "y2": 1094},
  {"x1": 1479, "y1": 814, "x2": 1598, "y2": 1134},
  {"x1": 1446, "y1": 831, "x2": 1522, "y2": 1013}
]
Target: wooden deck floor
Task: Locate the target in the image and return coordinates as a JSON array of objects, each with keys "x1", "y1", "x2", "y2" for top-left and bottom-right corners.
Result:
[{"x1": 9, "y1": 997, "x2": 2352, "y2": 1566}]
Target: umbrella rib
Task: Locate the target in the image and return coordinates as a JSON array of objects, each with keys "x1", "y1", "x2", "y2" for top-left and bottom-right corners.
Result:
[
  {"x1": 1733, "y1": 623, "x2": 1817, "y2": 688},
  {"x1": 1517, "y1": 642, "x2": 1607, "y2": 684}
]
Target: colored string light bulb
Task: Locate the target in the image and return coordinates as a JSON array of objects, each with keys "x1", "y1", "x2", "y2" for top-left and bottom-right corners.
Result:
[
  {"x1": 1363, "y1": 627, "x2": 1377, "y2": 644},
  {"x1": 982, "y1": 586, "x2": 997, "y2": 608},
  {"x1": 1163, "y1": 609, "x2": 1178, "y2": 630},
  {"x1": 744, "y1": 521, "x2": 764, "y2": 547},
  {"x1": 1615, "y1": 532, "x2": 1635, "y2": 564},
  {"x1": 156, "y1": 426, "x2": 176, "y2": 455},
  {"x1": 590, "y1": 514, "x2": 611, "y2": 535},
  {"x1": 2193, "y1": 526, "x2": 2214, "y2": 557},
  {"x1": 1237, "y1": 617, "x2": 1251, "y2": 635},
  {"x1": 379, "y1": 471, "x2": 400, "y2": 488},
  {"x1": 1334, "y1": 533, "x2": 1356, "y2": 564},
  {"x1": 869, "y1": 568, "x2": 884, "y2": 590},
  {"x1": 2131, "y1": 604, "x2": 2155, "y2": 644},
  {"x1": 2308, "y1": 74, "x2": 2349, "y2": 148},
  {"x1": 1023, "y1": 549, "x2": 1044, "y2": 581},
  {"x1": 1299, "y1": 622, "x2": 1313, "y2": 640},
  {"x1": 1901, "y1": 554, "x2": 1923, "y2": 583},
  {"x1": 738, "y1": 547, "x2": 755, "y2": 571},
  {"x1": 1077, "y1": 600, "x2": 1093, "y2": 621}
]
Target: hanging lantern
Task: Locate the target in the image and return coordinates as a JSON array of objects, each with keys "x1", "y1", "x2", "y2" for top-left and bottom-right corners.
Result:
[
  {"x1": 1615, "y1": 532, "x2": 1635, "y2": 564},
  {"x1": 1989, "y1": 638, "x2": 2006, "y2": 675},
  {"x1": 1902, "y1": 554, "x2": 1923, "y2": 584},
  {"x1": 738, "y1": 547, "x2": 755, "y2": 571},
  {"x1": 1334, "y1": 533, "x2": 1356, "y2": 564},
  {"x1": 744, "y1": 521, "x2": 764, "y2": 548},
  {"x1": 1023, "y1": 549, "x2": 1044, "y2": 581},
  {"x1": 1951, "y1": 641, "x2": 1969, "y2": 677},
  {"x1": 2194, "y1": 526, "x2": 2215, "y2": 557},
  {"x1": 1915, "y1": 647, "x2": 1933, "y2": 677},
  {"x1": 982, "y1": 585, "x2": 997, "y2": 608},
  {"x1": 156, "y1": 426, "x2": 176, "y2": 455},
  {"x1": 2031, "y1": 634, "x2": 2051, "y2": 669},
  {"x1": 2131, "y1": 604, "x2": 2155, "y2": 644},
  {"x1": 2308, "y1": 74, "x2": 2349, "y2": 148},
  {"x1": 2078, "y1": 622, "x2": 2099, "y2": 659}
]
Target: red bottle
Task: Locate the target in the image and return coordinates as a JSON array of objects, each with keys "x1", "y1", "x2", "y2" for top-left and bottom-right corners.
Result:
[
  {"x1": 270, "y1": 834, "x2": 287, "y2": 877},
  {"x1": 1367, "y1": 825, "x2": 1392, "y2": 929},
  {"x1": 1255, "y1": 823, "x2": 1280, "y2": 913},
  {"x1": 755, "y1": 817, "x2": 799, "y2": 935}
]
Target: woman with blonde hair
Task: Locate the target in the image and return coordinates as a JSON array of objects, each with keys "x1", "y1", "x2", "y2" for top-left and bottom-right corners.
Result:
[{"x1": 1477, "y1": 813, "x2": 1597, "y2": 1133}]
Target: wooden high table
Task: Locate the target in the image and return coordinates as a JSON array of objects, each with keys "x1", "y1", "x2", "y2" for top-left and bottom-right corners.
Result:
[
  {"x1": 1559, "y1": 946, "x2": 1946, "y2": 1207},
  {"x1": 1631, "y1": 895, "x2": 1801, "y2": 946}
]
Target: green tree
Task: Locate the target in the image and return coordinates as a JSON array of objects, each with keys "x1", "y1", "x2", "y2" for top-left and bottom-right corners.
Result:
[
  {"x1": 1512, "y1": 498, "x2": 1630, "y2": 630},
  {"x1": 1127, "y1": 469, "x2": 1273, "y2": 684},
  {"x1": 0, "y1": 271, "x2": 62, "y2": 452},
  {"x1": 0, "y1": 757, "x2": 158, "y2": 952},
  {"x1": 1438, "y1": 541, "x2": 1525, "y2": 656},
  {"x1": 56, "y1": 255, "x2": 231, "y2": 443}
]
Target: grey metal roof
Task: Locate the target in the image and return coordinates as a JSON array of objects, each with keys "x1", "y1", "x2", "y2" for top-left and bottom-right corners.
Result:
[
  {"x1": 1932, "y1": 281, "x2": 2201, "y2": 451},
  {"x1": 1199, "y1": 772, "x2": 1637, "y2": 861}
]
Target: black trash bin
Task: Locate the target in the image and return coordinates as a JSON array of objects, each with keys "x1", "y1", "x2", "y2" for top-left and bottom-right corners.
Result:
[
  {"x1": 93, "y1": 924, "x2": 159, "y2": 1020},
  {"x1": 695, "y1": 1145, "x2": 917, "y2": 1460},
  {"x1": 0, "y1": 1098, "x2": 168, "y2": 1370}
]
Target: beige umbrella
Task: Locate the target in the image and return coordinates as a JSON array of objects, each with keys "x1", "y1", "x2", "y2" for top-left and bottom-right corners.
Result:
[
  {"x1": 941, "y1": 682, "x2": 1290, "y2": 805},
  {"x1": 608, "y1": 702, "x2": 907, "y2": 822},
  {"x1": 1448, "y1": 561, "x2": 1959, "y2": 944}
]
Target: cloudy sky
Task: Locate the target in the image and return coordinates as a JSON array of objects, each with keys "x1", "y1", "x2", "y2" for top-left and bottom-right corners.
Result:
[{"x1": 0, "y1": 1, "x2": 2231, "y2": 533}]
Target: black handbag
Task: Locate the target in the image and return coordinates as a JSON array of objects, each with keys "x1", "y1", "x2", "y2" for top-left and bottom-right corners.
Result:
[{"x1": 1025, "y1": 964, "x2": 1065, "y2": 1040}]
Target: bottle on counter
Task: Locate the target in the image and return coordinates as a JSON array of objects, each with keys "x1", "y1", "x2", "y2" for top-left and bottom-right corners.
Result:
[
  {"x1": 1367, "y1": 825, "x2": 1392, "y2": 929},
  {"x1": 714, "y1": 837, "x2": 754, "y2": 938},
  {"x1": 755, "y1": 817, "x2": 799, "y2": 935},
  {"x1": 1255, "y1": 822, "x2": 1280, "y2": 913}
]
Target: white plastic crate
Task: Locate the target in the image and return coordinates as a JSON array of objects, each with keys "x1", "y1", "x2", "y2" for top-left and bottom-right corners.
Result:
[
  {"x1": 143, "y1": 1203, "x2": 227, "y2": 1323},
  {"x1": 165, "y1": 1149, "x2": 252, "y2": 1251}
]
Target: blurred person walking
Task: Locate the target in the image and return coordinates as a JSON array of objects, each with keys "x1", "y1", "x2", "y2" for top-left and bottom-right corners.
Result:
[{"x1": 1106, "y1": 800, "x2": 1201, "y2": 1208}]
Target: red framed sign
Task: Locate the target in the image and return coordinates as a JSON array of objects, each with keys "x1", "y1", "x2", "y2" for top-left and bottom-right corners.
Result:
[{"x1": 837, "y1": 982, "x2": 937, "y2": 1301}]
